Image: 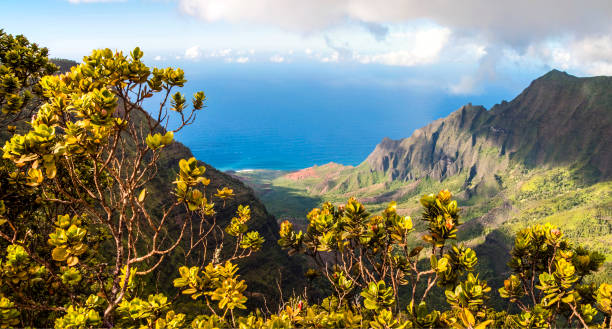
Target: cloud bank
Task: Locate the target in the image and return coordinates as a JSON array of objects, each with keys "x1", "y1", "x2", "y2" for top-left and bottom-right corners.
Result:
[{"x1": 177, "y1": 0, "x2": 612, "y2": 46}]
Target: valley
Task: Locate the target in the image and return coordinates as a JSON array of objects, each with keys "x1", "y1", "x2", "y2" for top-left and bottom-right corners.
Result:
[{"x1": 233, "y1": 70, "x2": 612, "y2": 289}]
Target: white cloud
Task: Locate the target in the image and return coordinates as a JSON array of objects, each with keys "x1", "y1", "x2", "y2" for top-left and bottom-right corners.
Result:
[
  {"x1": 321, "y1": 52, "x2": 339, "y2": 63},
  {"x1": 153, "y1": 55, "x2": 164, "y2": 61},
  {"x1": 507, "y1": 36, "x2": 612, "y2": 76},
  {"x1": 270, "y1": 54, "x2": 285, "y2": 63},
  {"x1": 567, "y1": 36, "x2": 612, "y2": 75},
  {"x1": 184, "y1": 45, "x2": 203, "y2": 60},
  {"x1": 356, "y1": 27, "x2": 451, "y2": 66},
  {"x1": 173, "y1": 0, "x2": 611, "y2": 78},
  {"x1": 210, "y1": 48, "x2": 233, "y2": 57},
  {"x1": 177, "y1": 0, "x2": 612, "y2": 47},
  {"x1": 236, "y1": 56, "x2": 249, "y2": 63},
  {"x1": 449, "y1": 76, "x2": 479, "y2": 95}
]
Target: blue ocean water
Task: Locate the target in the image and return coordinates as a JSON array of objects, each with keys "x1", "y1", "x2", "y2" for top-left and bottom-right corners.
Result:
[{"x1": 147, "y1": 61, "x2": 531, "y2": 171}]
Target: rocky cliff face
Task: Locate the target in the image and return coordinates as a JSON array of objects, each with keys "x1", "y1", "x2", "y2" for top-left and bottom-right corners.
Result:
[{"x1": 365, "y1": 70, "x2": 612, "y2": 185}]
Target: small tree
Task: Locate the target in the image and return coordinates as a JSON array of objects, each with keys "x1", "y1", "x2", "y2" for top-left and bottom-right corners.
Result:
[
  {"x1": 499, "y1": 223, "x2": 607, "y2": 328},
  {"x1": 279, "y1": 190, "x2": 492, "y2": 328},
  {"x1": 1, "y1": 43, "x2": 264, "y2": 327}
]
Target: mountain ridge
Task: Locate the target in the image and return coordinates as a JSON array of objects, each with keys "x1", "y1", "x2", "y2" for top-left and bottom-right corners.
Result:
[{"x1": 363, "y1": 70, "x2": 612, "y2": 191}]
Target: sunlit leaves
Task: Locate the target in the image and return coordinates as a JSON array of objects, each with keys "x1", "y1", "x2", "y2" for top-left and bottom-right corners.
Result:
[
  {"x1": 48, "y1": 214, "x2": 87, "y2": 266},
  {"x1": 215, "y1": 187, "x2": 235, "y2": 200},
  {"x1": 145, "y1": 131, "x2": 173, "y2": 150},
  {"x1": 0, "y1": 295, "x2": 20, "y2": 327},
  {"x1": 361, "y1": 280, "x2": 394, "y2": 311},
  {"x1": 498, "y1": 275, "x2": 524, "y2": 300},
  {"x1": 239, "y1": 231, "x2": 264, "y2": 251},
  {"x1": 170, "y1": 92, "x2": 186, "y2": 112},
  {"x1": 0, "y1": 29, "x2": 56, "y2": 120},
  {"x1": 173, "y1": 261, "x2": 247, "y2": 311},
  {"x1": 420, "y1": 189, "x2": 461, "y2": 247},
  {"x1": 61, "y1": 267, "x2": 82, "y2": 286},
  {"x1": 596, "y1": 283, "x2": 612, "y2": 315},
  {"x1": 174, "y1": 157, "x2": 213, "y2": 211}
]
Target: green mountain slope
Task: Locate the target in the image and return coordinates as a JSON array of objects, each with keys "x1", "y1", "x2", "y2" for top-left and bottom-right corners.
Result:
[{"x1": 234, "y1": 70, "x2": 612, "y2": 295}]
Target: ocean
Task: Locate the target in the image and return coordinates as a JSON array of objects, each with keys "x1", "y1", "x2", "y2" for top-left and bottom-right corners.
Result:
[{"x1": 147, "y1": 61, "x2": 530, "y2": 171}]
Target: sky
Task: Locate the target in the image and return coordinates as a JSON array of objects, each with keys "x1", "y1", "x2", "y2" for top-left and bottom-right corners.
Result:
[
  {"x1": 2, "y1": 0, "x2": 611, "y2": 96},
  {"x1": 2, "y1": 0, "x2": 612, "y2": 170}
]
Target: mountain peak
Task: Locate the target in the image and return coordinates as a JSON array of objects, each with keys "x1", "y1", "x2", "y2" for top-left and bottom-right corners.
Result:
[
  {"x1": 538, "y1": 69, "x2": 576, "y2": 81},
  {"x1": 364, "y1": 70, "x2": 612, "y2": 182}
]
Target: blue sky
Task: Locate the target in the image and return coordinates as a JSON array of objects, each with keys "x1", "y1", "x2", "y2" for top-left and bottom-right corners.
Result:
[
  {"x1": 2, "y1": 0, "x2": 612, "y2": 96},
  {"x1": 2, "y1": 0, "x2": 612, "y2": 169}
]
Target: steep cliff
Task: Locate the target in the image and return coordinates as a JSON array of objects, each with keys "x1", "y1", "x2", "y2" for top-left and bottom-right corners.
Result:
[{"x1": 365, "y1": 70, "x2": 612, "y2": 187}]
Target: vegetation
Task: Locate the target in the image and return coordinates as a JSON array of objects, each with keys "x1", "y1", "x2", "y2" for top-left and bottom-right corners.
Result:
[{"x1": 0, "y1": 30, "x2": 610, "y2": 328}]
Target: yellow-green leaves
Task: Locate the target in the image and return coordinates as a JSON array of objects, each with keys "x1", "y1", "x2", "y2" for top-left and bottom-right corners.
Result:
[
  {"x1": 117, "y1": 294, "x2": 171, "y2": 321},
  {"x1": 130, "y1": 46, "x2": 143, "y2": 61},
  {"x1": 226, "y1": 205, "x2": 251, "y2": 237},
  {"x1": 61, "y1": 267, "x2": 82, "y2": 286},
  {"x1": 192, "y1": 91, "x2": 206, "y2": 110},
  {"x1": 0, "y1": 295, "x2": 20, "y2": 327},
  {"x1": 499, "y1": 275, "x2": 524, "y2": 300},
  {"x1": 215, "y1": 187, "x2": 234, "y2": 200},
  {"x1": 210, "y1": 277, "x2": 248, "y2": 310},
  {"x1": 25, "y1": 168, "x2": 43, "y2": 186},
  {"x1": 2, "y1": 244, "x2": 30, "y2": 283},
  {"x1": 596, "y1": 283, "x2": 612, "y2": 315},
  {"x1": 331, "y1": 271, "x2": 354, "y2": 293},
  {"x1": 407, "y1": 301, "x2": 441, "y2": 328},
  {"x1": 239, "y1": 231, "x2": 265, "y2": 251},
  {"x1": 119, "y1": 265, "x2": 137, "y2": 291},
  {"x1": 0, "y1": 200, "x2": 5, "y2": 225},
  {"x1": 3, "y1": 123, "x2": 56, "y2": 181},
  {"x1": 174, "y1": 157, "x2": 212, "y2": 211},
  {"x1": 445, "y1": 273, "x2": 491, "y2": 312},
  {"x1": 0, "y1": 29, "x2": 56, "y2": 119},
  {"x1": 370, "y1": 309, "x2": 408, "y2": 329},
  {"x1": 278, "y1": 220, "x2": 303, "y2": 250},
  {"x1": 173, "y1": 262, "x2": 247, "y2": 311},
  {"x1": 177, "y1": 157, "x2": 209, "y2": 186},
  {"x1": 431, "y1": 255, "x2": 449, "y2": 273},
  {"x1": 170, "y1": 92, "x2": 186, "y2": 112},
  {"x1": 174, "y1": 266, "x2": 205, "y2": 299},
  {"x1": 361, "y1": 281, "x2": 394, "y2": 311},
  {"x1": 48, "y1": 214, "x2": 87, "y2": 266},
  {"x1": 420, "y1": 189, "x2": 461, "y2": 247},
  {"x1": 116, "y1": 293, "x2": 186, "y2": 328},
  {"x1": 1, "y1": 244, "x2": 46, "y2": 288},
  {"x1": 146, "y1": 131, "x2": 173, "y2": 150}
]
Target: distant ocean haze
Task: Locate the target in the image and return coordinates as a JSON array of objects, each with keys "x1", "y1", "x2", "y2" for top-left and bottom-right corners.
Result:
[{"x1": 143, "y1": 61, "x2": 533, "y2": 171}]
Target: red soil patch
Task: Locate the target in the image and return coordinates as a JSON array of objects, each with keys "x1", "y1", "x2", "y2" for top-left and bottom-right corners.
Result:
[{"x1": 285, "y1": 162, "x2": 345, "y2": 181}]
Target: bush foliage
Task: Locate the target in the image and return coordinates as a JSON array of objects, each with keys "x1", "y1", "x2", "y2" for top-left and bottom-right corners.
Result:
[{"x1": 0, "y1": 30, "x2": 610, "y2": 329}]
